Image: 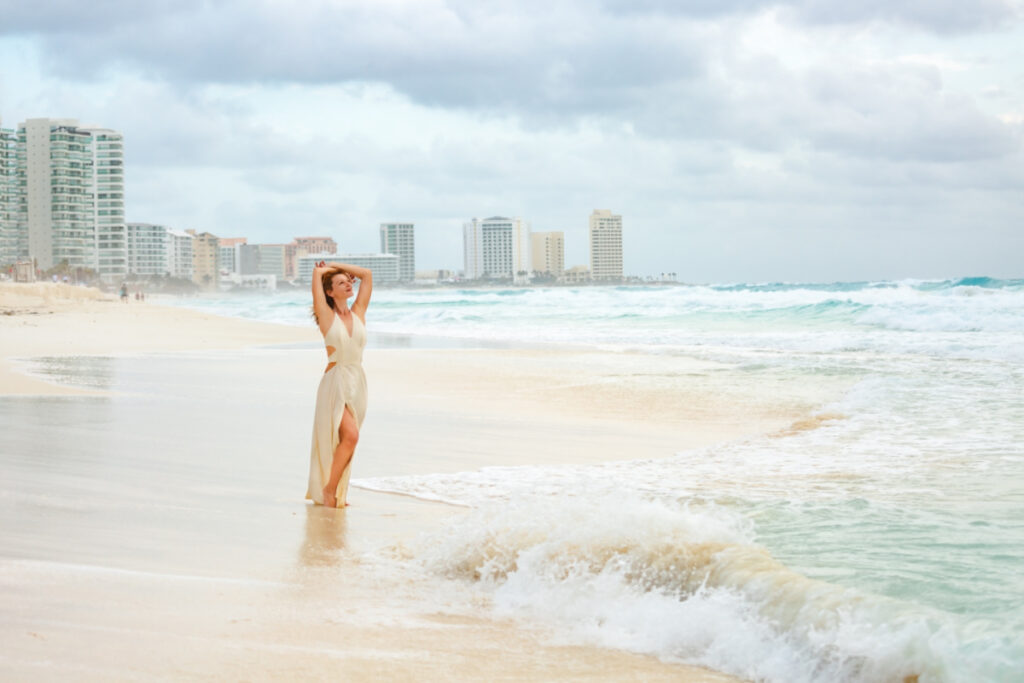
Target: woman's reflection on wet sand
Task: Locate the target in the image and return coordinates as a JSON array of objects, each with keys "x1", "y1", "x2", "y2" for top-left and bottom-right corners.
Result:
[{"x1": 297, "y1": 504, "x2": 348, "y2": 568}]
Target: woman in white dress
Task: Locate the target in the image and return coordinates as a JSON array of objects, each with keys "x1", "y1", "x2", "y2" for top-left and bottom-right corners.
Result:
[{"x1": 307, "y1": 260, "x2": 372, "y2": 508}]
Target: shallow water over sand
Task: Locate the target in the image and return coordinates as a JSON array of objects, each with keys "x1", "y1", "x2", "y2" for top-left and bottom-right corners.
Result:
[{"x1": 0, "y1": 347, "x2": 742, "y2": 682}]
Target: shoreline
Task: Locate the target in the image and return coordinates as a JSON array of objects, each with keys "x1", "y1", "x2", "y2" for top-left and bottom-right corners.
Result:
[
  {"x1": 0, "y1": 283, "x2": 312, "y2": 395},
  {"x1": 0, "y1": 282, "x2": 845, "y2": 682}
]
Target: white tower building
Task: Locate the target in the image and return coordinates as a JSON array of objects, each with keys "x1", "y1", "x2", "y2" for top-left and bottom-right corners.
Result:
[
  {"x1": 126, "y1": 222, "x2": 170, "y2": 276},
  {"x1": 463, "y1": 216, "x2": 530, "y2": 280},
  {"x1": 167, "y1": 229, "x2": 194, "y2": 280},
  {"x1": 86, "y1": 127, "x2": 127, "y2": 280},
  {"x1": 588, "y1": 209, "x2": 623, "y2": 281}
]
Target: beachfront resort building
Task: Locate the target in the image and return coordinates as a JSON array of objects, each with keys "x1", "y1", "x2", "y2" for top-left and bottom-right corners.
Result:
[
  {"x1": 589, "y1": 209, "x2": 623, "y2": 282},
  {"x1": 189, "y1": 230, "x2": 220, "y2": 290},
  {"x1": 218, "y1": 237, "x2": 247, "y2": 275},
  {"x1": 415, "y1": 269, "x2": 454, "y2": 283},
  {"x1": 235, "y1": 242, "x2": 294, "y2": 281},
  {"x1": 294, "y1": 236, "x2": 337, "y2": 258},
  {"x1": 22, "y1": 119, "x2": 94, "y2": 273},
  {"x1": 0, "y1": 118, "x2": 127, "y2": 280},
  {"x1": 0, "y1": 121, "x2": 19, "y2": 266},
  {"x1": 379, "y1": 222, "x2": 415, "y2": 282},
  {"x1": 167, "y1": 230, "x2": 194, "y2": 280},
  {"x1": 530, "y1": 231, "x2": 565, "y2": 278},
  {"x1": 126, "y1": 223, "x2": 171, "y2": 276},
  {"x1": 463, "y1": 216, "x2": 531, "y2": 280},
  {"x1": 562, "y1": 265, "x2": 592, "y2": 283},
  {"x1": 296, "y1": 253, "x2": 400, "y2": 284},
  {"x1": 252, "y1": 244, "x2": 289, "y2": 280},
  {"x1": 86, "y1": 127, "x2": 127, "y2": 281}
]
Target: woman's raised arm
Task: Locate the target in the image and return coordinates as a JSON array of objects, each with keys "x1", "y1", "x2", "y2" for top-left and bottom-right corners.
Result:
[{"x1": 310, "y1": 261, "x2": 334, "y2": 333}]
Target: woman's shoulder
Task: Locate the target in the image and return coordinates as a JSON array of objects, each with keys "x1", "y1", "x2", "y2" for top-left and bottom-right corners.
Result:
[{"x1": 315, "y1": 309, "x2": 337, "y2": 337}]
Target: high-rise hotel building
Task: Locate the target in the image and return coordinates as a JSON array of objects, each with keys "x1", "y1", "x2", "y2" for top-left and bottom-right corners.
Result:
[
  {"x1": 87, "y1": 127, "x2": 126, "y2": 280},
  {"x1": 24, "y1": 119, "x2": 94, "y2": 272},
  {"x1": 379, "y1": 222, "x2": 415, "y2": 281},
  {"x1": 0, "y1": 118, "x2": 126, "y2": 280},
  {"x1": 463, "y1": 216, "x2": 530, "y2": 279},
  {"x1": 188, "y1": 230, "x2": 220, "y2": 290},
  {"x1": 530, "y1": 231, "x2": 565, "y2": 277},
  {"x1": 126, "y1": 222, "x2": 171, "y2": 276},
  {"x1": 167, "y1": 230, "x2": 194, "y2": 280},
  {"x1": 589, "y1": 209, "x2": 623, "y2": 281}
]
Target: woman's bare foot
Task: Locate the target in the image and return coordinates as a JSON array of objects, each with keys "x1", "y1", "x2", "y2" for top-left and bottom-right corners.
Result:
[{"x1": 322, "y1": 486, "x2": 337, "y2": 508}]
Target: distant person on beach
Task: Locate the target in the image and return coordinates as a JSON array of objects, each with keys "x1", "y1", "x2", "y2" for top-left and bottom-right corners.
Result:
[
  {"x1": 306, "y1": 260, "x2": 373, "y2": 508},
  {"x1": 119, "y1": 283, "x2": 128, "y2": 302}
]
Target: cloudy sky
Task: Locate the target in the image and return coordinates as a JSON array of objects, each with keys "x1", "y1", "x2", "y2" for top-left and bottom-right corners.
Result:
[{"x1": 1, "y1": 0, "x2": 1022, "y2": 282}]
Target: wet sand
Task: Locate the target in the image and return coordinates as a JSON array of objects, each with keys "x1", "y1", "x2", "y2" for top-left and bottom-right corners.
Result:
[
  {"x1": 0, "y1": 284, "x2": 836, "y2": 681},
  {"x1": 0, "y1": 283, "x2": 311, "y2": 395}
]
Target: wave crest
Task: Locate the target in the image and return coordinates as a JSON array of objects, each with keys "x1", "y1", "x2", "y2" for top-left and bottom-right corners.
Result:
[{"x1": 416, "y1": 498, "x2": 956, "y2": 683}]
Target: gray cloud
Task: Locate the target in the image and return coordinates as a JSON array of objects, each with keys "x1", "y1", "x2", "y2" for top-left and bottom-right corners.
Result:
[
  {"x1": 0, "y1": 0, "x2": 207, "y2": 33},
  {"x1": 599, "y1": 0, "x2": 1022, "y2": 33},
  {"x1": 6, "y1": 0, "x2": 1017, "y2": 36},
  {"x1": 792, "y1": 0, "x2": 1021, "y2": 34},
  {"x1": 7, "y1": 0, "x2": 1015, "y2": 171},
  {"x1": 9, "y1": 1, "x2": 1019, "y2": 105},
  {"x1": 742, "y1": 60, "x2": 1018, "y2": 163},
  {"x1": 4, "y1": 0, "x2": 1022, "y2": 279},
  {"x1": 22, "y1": 1, "x2": 705, "y2": 119}
]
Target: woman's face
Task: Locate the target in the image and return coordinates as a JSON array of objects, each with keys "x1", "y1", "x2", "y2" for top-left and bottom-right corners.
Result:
[{"x1": 329, "y1": 273, "x2": 354, "y2": 300}]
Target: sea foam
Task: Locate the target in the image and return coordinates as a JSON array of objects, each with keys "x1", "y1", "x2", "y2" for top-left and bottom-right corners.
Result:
[{"x1": 414, "y1": 497, "x2": 956, "y2": 682}]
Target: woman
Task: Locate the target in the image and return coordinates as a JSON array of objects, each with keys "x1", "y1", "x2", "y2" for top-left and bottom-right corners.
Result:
[{"x1": 307, "y1": 260, "x2": 373, "y2": 508}]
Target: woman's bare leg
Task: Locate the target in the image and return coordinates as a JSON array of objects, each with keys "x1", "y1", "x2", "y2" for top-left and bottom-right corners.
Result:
[{"x1": 323, "y1": 406, "x2": 358, "y2": 508}]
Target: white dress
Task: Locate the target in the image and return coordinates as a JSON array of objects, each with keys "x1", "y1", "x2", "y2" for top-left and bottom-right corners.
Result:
[{"x1": 306, "y1": 311, "x2": 368, "y2": 506}]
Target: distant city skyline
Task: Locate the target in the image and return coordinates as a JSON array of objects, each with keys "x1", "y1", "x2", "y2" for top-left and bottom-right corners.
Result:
[{"x1": 2, "y1": 4, "x2": 1022, "y2": 282}]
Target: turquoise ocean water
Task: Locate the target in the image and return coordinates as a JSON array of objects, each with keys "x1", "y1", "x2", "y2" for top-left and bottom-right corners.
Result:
[{"x1": 172, "y1": 277, "x2": 1023, "y2": 682}]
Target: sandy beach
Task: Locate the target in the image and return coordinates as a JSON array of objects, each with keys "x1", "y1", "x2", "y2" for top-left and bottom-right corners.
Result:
[{"x1": 0, "y1": 283, "x2": 835, "y2": 681}]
